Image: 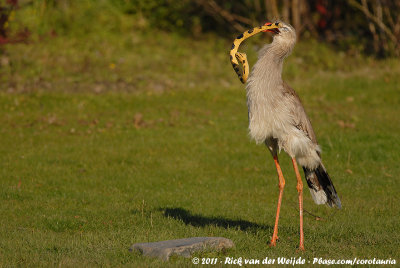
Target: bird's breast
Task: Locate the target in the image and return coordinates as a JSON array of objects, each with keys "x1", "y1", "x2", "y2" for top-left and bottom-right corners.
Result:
[{"x1": 246, "y1": 86, "x2": 292, "y2": 144}]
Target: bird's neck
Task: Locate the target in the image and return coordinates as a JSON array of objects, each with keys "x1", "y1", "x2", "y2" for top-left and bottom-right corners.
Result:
[
  {"x1": 250, "y1": 44, "x2": 285, "y2": 90},
  {"x1": 262, "y1": 45, "x2": 284, "y2": 80}
]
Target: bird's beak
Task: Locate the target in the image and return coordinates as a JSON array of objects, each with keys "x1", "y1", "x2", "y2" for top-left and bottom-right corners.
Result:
[{"x1": 261, "y1": 22, "x2": 282, "y2": 34}]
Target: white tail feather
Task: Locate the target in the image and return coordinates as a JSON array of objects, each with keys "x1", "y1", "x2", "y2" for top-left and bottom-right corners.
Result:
[{"x1": 308, "y1": 188, "x2": 328, "y2": 205}]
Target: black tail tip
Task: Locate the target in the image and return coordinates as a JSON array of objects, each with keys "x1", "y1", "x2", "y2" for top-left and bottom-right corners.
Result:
[{"x1": 333, "y1": 198, "x2": 342, "y2": 209}]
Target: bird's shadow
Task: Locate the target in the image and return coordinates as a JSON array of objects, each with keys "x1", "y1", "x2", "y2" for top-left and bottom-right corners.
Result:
[{"x1": 158, "y1": 207, "x2": 272, "y2": 234}]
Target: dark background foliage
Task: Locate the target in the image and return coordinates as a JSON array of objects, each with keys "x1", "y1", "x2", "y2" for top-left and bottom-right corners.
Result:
[
  {"x1": 1, "y1": 0, "x2": 400, "y2": 56},
  {"x1": 118, "y1": 0, "x2": 400, "y2": 57}
]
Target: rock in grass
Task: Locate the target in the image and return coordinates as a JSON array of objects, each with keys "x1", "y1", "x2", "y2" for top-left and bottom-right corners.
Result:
[{"x1": 130, "y1": 237, "x2": 234, "y2": 261}]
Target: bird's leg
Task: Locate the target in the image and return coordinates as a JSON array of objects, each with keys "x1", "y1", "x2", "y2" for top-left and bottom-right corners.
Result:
[
  {"x1": 291, "y1": 157, "x2": 305, "y2": 251},
  {"x1": 270, "y1": 155, "x2": 285, "y2": 247}
]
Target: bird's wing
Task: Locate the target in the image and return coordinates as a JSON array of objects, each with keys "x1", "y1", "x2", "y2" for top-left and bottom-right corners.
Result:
[
  {"x1": 282, "y1": 82, "x2": 318, "y2": 144},
  {"x1": 282, "y1": 82, "x2": 336, "y2": 204}
]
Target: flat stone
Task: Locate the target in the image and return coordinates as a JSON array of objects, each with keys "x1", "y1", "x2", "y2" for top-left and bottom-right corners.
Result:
[{"x1": 130, "y1": 237, "x2": 234, "y2": 261}]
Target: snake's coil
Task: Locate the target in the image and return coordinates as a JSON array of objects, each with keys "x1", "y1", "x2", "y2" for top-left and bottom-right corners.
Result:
[{"x1": 229, "y1": 22, "x2": 283, "y2": 84}]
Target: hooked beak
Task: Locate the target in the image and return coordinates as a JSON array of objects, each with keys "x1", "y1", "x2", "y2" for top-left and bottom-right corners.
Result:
[{"x1": 261, "y1": 22, "x2": 282, "y2": 34}]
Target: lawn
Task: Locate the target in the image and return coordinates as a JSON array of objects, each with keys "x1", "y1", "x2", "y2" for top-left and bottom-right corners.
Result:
[{"x1": 1, "y1": 5, "x2": 400, "y2": 267}]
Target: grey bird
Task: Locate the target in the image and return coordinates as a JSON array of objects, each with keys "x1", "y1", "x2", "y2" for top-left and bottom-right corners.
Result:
[{"x1": 246, "y1": 21, "x2": 342, "y2": 250}]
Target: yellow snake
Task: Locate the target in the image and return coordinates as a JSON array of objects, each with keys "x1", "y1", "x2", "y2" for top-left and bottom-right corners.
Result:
[{"x1": 230, "y1": 22, "x2": 283, "y2": 84}]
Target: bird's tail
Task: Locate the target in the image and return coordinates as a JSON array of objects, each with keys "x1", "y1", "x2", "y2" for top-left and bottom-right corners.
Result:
[{"x1": 302, "y1": 164, "x2": 341, "y2": 208}]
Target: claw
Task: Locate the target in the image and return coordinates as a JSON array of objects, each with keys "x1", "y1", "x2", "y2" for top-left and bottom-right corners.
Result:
[{"x1": 297, "y1": 246, "x2": 305, "y2": 252}]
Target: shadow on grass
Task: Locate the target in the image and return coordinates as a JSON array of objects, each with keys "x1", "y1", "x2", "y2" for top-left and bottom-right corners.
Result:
[{"x1": 159, "y1": 207, "x2": 272, "y2": 233}]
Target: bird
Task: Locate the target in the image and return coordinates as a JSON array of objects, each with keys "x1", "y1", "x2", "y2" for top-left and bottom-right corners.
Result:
[{"x1": 230, "y1": 21, "x2": 341, "y2": 251}]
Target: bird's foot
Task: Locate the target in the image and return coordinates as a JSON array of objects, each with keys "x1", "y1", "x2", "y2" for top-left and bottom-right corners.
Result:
[
  {"x1": 269, "y1": 236, "x2": 279, "y2": 247},
  {"x1": 296, "y1": 245, "x2": 305, "y2": 252}
]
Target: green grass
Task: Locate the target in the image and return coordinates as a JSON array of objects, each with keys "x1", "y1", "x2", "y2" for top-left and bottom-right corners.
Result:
[{"x1": 1, "y1": 3, "x2": 400, "y2": 267}]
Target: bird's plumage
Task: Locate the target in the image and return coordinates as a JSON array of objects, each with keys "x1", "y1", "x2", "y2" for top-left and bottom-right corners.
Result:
[
  {"x1": 246, "y1": 22, "x2": 341, "y2": 208},
  {"x1": 304, "y1": 165, "x2": 342, "y2": 208}
]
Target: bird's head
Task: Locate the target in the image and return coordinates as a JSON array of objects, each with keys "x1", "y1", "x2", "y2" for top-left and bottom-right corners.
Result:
[{"x1": 263, "y1": 21, "x2": 297, "y2": 58}]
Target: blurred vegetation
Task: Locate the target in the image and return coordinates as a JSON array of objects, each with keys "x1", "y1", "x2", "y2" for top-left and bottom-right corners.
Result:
[
  {"x1": 119, "y1": 0, "x2": 400, "y2": 57},
  {"x1": 1, "y1": 0, "x2": 400, "y2": 57},
  {"x1": 2, "y1": 0, "x2": 400, "y2": 94},
  {"x1": 138, "y1": 0, "x2": 400, "y2": 57},
  {"x1": 0, "y1": 0, "x2": 389, "y2": 96}
]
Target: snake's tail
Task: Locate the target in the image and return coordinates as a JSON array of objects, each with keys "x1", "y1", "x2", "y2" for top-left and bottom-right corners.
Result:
[{"x1": 235, "y1": 52, "x2": 249, "y2": 84}]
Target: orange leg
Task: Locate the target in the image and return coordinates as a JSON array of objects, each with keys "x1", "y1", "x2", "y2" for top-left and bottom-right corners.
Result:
[
  {"x1": 292, "y1": 157, "x2": 305, "y2": 251},
  {"x1": 270, "y1": 155, "x2": 285, "y2": 247}
]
